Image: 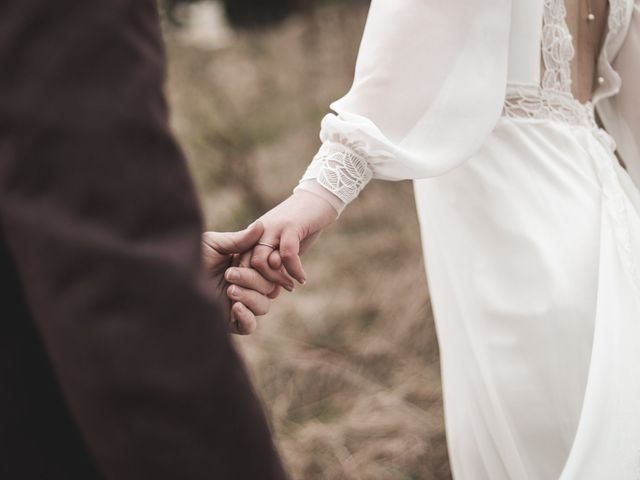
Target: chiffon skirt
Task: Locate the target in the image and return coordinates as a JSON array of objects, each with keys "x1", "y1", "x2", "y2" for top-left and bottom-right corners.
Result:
[{"x1": 413, "y1": 117, "x2": 640, "y2": 480}]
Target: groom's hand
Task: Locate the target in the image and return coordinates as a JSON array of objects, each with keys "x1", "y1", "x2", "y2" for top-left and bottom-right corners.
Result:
[{"x1": 202, "y1": 222, "x2": 280, "y2": 335}]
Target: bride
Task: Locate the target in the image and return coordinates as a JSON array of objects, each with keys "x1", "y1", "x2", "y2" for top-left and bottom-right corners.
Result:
[{"x1": 225, "y1": 0, "x2": 640, "y2": 478}]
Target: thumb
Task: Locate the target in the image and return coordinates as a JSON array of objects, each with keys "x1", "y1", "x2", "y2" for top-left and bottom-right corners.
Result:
[{"x1": 206, "y1": 221, "x2": 265, "y2": 256}]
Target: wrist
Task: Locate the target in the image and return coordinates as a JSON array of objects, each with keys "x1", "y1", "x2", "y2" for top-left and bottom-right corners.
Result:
[
  {"x1": 291, "y1": 189, "x2": 339, "y2": 223},
  {"x1": 294, "y1": 179, "x2": 345, "y2": 216}
]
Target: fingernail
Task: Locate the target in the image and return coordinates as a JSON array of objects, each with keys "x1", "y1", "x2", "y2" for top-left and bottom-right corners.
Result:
[
  {"x1": 225, "y1": 268, "x2": 239, "y2": 282},
  {"x1": 229, "y1": 285, "x2": 239, "y2": 297}
]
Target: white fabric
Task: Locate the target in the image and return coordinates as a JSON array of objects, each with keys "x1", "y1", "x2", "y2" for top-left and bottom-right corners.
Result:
[
  {"x1": 298, "y1": 0, "x2": 640, "y2": 478},
  {"x1": 300, "y1": 0, "x2": 512, "y2": 202},
  {"x1": 597, "y1": 1, "x2": 640, "y2": 189}
]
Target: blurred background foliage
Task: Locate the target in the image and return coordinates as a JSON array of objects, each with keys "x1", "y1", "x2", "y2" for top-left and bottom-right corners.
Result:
[
  {"x1": 162, "y1": 1, "x2": 451, "y2": 478},
  {"x1": 165, "y1": 0, "x2": 366, "y2": 29}
]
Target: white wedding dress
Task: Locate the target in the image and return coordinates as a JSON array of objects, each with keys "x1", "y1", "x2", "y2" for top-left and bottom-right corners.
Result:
[{"x1": 295, "y1": 0, "x2": 640, "y2": 478}]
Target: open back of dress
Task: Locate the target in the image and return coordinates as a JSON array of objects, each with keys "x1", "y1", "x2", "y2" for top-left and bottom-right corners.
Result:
[{"x1": 541, "y1": 0, "x2": 609, "y2": 103}]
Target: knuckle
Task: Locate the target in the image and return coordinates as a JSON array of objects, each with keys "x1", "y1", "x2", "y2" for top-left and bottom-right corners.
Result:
[
  {"x1": 249, "y1": 256, "x2": 264, "y2": 269},
  {"x1": 280, "y1": 250, "x2": 295, "y2": 260},
  {"x1": 268, "y1": 286, "x2": 281, "y2": 299},
  {"x1": 268, "y1": 257, "x2": 282, "y2": 269},
  {"x1": 281, "y1": 220, "x2": 294, "y2": 230}
]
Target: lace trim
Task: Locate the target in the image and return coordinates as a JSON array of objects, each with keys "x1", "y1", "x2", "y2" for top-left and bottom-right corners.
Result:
[
  {"x1": 300, "y1": 139, "x2": 374, "y2": 204},
  {"x1": 541, "y1": 0, "x2": 575, "y2": 93},
  {"x1": 503, "y1": 84, "x2": 616, "y2": 149},
  {"x1": 592, "y1": 140, "x2": 640, "y2": 294},
  {"x1": 589, "y1": 0, "x2": 640, "y2": 295},
  {"x1": 608, "y1": 0, "x2": 626, "y2": 33}
]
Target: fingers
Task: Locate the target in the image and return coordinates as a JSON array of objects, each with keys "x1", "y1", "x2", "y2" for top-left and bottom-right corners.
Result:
[
  {"x1": 238, "y1": 250, "x2": 252, "y2": 268},
  {"x1": 225, "y1": 267, "x2": 277, "y2": 296},
  {"x1": 267, "y1": 285, "x2": 282, "y2": 300},
  {"x1": 226, "y1": 267, "x2": 281, "y2": 335},
  {"x1": 268, "y1": 250, "x2": 282, "y2": 270},
  {"x1": 227, "y1": 280, "x2": 281, "y2": 335},
  {"x1": 250, "y1": 244, "x2": 295, "y2": 291},
  {"x1": 230, "y1": 302, "x2": 257, "y2": 335},
  {"x1": 227, "y1": 284, "x2": 272, "y2": 316},
  {"x1": 203, "y1": 221, "x2": 265, "y2": 256},
  {"x1": 279, "y1": 229, "x2": 306, "y2": 284}
]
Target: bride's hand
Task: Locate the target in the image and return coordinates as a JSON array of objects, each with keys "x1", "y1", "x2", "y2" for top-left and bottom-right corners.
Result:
[{"x1": 250, "y1": 190, "x2": 338, "y2": 287}]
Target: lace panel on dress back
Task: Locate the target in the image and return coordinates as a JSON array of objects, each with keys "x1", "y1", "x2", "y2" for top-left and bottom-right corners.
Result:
[
  {"x1": 540, "y1": 0, "x2": 622, "y2": 98},
  {"x1": 504, "y1": 0, "x2": 627, "y2": 132},
  {"x1": 541, "y1": 0, "x2": 575, "y2": 93}
]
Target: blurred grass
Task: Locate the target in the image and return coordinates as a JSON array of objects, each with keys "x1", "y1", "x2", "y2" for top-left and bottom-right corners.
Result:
[{"x1": 165, "y1": 3, "x2": 451, "y2": 478}]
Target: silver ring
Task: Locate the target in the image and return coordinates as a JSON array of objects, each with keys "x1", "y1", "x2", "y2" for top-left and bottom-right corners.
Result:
[{"x1": 257, "y1": 241, "x2": 277, "y2": 249}]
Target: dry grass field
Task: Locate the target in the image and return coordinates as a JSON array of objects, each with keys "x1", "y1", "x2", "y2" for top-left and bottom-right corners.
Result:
[{"x1": 165, "y1": 3, "x2": 452, "y2": 478}]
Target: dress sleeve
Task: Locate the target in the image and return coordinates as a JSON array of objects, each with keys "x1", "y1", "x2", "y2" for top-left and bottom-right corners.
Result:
[
  {"x1": 296, "y1": 0, "x2": 513, "y2": 205},
  {"x1": 597, "y1": 0, "x2": 640, "y2": 190}
]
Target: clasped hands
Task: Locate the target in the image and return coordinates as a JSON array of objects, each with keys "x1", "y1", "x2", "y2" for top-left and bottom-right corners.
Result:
[{"x1": 202, "y1": 190, "x2": 338, "y2": 335}]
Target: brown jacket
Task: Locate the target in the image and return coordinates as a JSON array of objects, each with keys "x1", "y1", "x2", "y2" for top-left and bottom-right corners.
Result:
[{"x1": 0, "y1": 0, "x2": 287, "y2": 478}]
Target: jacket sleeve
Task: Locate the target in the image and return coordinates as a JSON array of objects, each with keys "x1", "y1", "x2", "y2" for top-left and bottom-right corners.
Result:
[
  {"x1": 296, "y1": 0, "x2": 512, "y2": 205},
  {"x1": 0, "y1": 1, "x2": 287, "y2": 479}
]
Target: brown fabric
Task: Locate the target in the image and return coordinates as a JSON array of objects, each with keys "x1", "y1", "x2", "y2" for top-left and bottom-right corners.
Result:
[{"x1": 0, "y1": 1, "x2": 287, "y2": 479}]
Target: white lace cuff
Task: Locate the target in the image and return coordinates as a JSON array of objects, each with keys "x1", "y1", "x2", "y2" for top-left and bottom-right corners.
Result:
[{"x1": 299, "y1": 140, "x2": 374, "y2": 204}]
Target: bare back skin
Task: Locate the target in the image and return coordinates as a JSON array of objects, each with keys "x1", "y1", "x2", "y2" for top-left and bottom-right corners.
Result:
[{"x1": 555, "y1": 0, "x2": 610, "y2": 102}]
